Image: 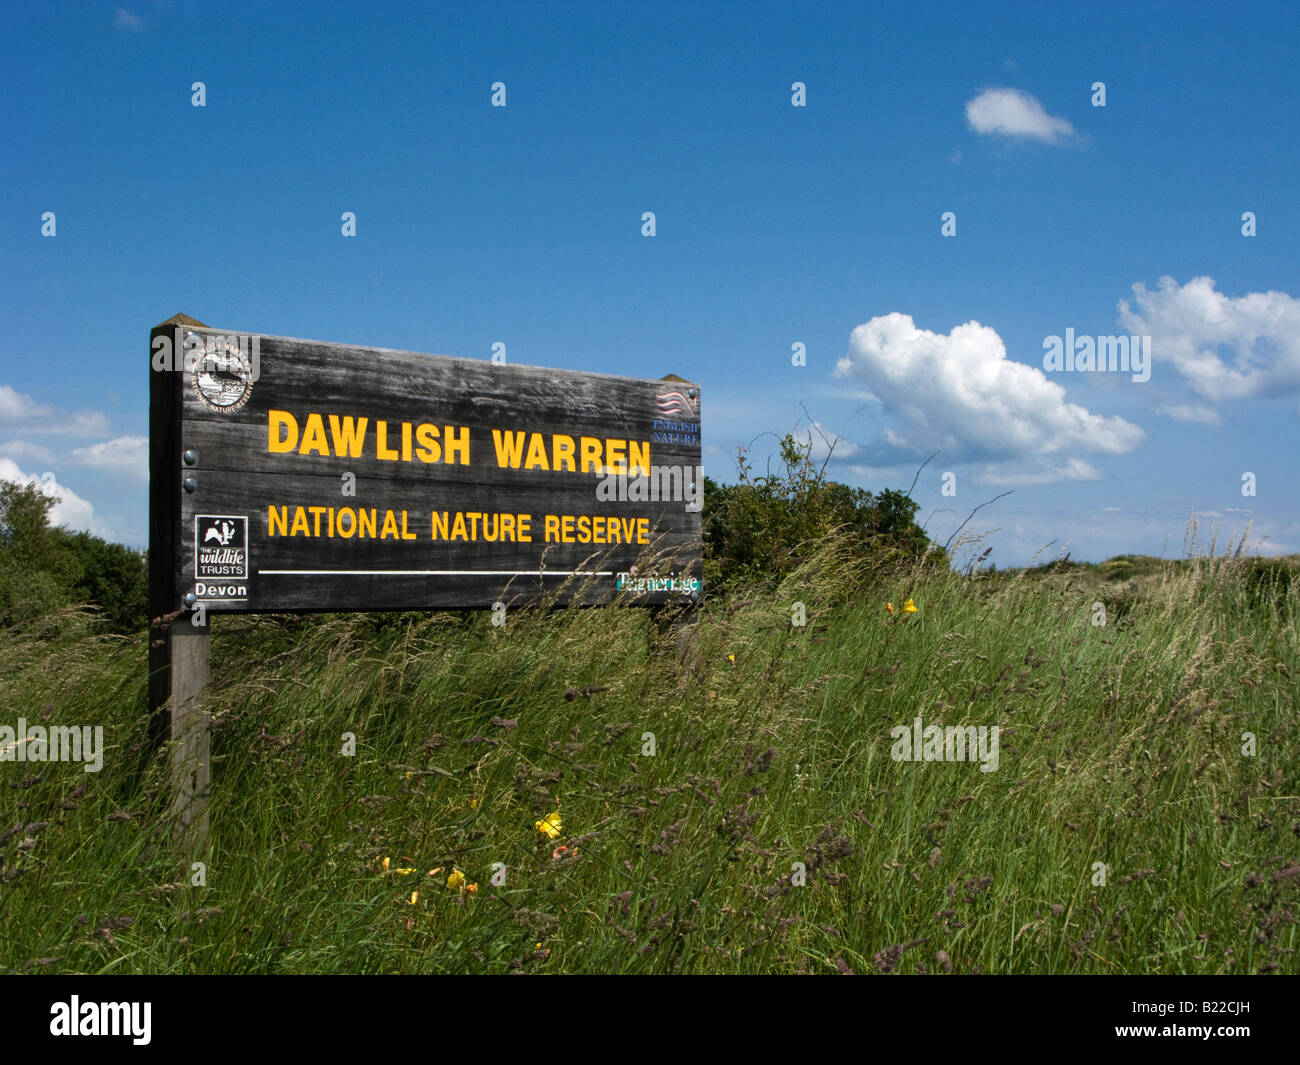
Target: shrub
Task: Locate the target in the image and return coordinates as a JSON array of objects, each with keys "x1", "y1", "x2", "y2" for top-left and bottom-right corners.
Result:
[
  {"x1": 58, "y1": 531, "x2": 149, "y2": 633},
  {"x1": 0, "y1": 478, "x2": 60, "y2": 570},
  {"x1": 0, "y1": 478, "x2": 148, "y2": 633},
  {"x1": 702, "y1": 433, "x2": 944, "y2": 591}
]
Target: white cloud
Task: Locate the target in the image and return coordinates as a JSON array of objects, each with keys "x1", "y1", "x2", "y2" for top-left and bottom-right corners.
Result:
[
  {"x1": 841, "y1": 462, "x2": 923, "y2": 484},
  {"x1": 831, "y1": 313, "x2": 1144, "y2": 484},
  {"x1": 976, "y1": 458, "x2": 1102, "y2": 487},
  {"x1": 0, "y1": 385, "x2": 51, "y2": 421},
  {"x1": 39, "y1": 411, "x2": 113, "y2": 436},
  {"x1": 114, "y1": 8, "x2": 144, "y2": 32},
  {"x1": 795, "y1": 421, "x2": 861, "y2": 463},
  {"x1": 965, "y1": 87, "x2": 1076, "y2": 144},
  {"x1": 0, "y1": 459, "x2": 112, "y2": 539},
  {"x1": 71, "y1": 435, "x2": 148, "y2": 480},
  {"x1": 0, "y1": 440, "x2": 56, "y2": 466},
  {"x1": 1154, "y1": 402, "x2": 1222, "y2": 426},
  {"x1": 1117, "y1": 276, "x2": 1300, "y2": 400},
  {"x1": 0, "y1": 383, "x2": 112, "y2": 436}
]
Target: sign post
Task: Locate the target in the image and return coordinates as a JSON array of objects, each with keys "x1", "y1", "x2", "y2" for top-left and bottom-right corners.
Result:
[
  {"x1": 148, "y1": 315, "x2": 703, "y2": 841},
  {"x1": 149, "y1": 314, "x2": 214, "y2": 847}
]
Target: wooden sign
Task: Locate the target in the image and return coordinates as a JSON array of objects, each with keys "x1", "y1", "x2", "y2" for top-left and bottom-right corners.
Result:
[{"x1": 149, "y1": 319, "x2": 703, "y2": 615}]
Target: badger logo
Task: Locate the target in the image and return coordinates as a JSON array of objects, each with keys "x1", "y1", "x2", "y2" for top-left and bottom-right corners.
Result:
[{"x1": 204, "y1": 519, "x2": 237, "y2": 546}]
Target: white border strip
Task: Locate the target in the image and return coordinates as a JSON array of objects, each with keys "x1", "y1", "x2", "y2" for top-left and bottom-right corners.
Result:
[{"x1": 256, "y1": 570, "x2": 614, "y2": 577}]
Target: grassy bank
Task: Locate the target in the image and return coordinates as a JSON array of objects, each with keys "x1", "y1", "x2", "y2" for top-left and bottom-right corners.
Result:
[{"x1": 1, "y1": 536, "x2": 1296, "y2": 974}]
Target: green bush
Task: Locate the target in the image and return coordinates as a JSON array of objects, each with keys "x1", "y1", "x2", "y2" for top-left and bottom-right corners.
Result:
[
  {"x1": 0, "y1": 478, "x2": 60, "y2": 570},
  {"x1": 58, "y1": 531, "x2": 148, "y2": 633},
  {"x1": 0, "y1": 478, "x2": 148, "y2": 634},
  {"x1": 702, "y1": 433, "x2": 944, "y2": 591}
]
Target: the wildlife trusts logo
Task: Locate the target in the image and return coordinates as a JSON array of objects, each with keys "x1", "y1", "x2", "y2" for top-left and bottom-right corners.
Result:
[
  {"x1": 192, "y1": 335, "x2": 255, "y2": 413},
  {"x1": 196, "y1": 515, "x2": 248, "y2": 584}
]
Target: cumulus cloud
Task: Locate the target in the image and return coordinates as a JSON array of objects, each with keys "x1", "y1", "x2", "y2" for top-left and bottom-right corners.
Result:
[
  {"x1": 831, "y1": 313, "x2": 1144, "y2": 483},
  {"x1": 71, "y1": 435, "x2": 148, "y2": 480},
  {"x1": 0, "y1": 385, "x2": 51, "y2": 421},
  {"x1": 1117, "y1": 276, "x2": 1300, "y2": 400},
  {"x1": 965, "y1": 87, "x2": 1076, "y2": 144},
  {"x1": 0, "y1": 459, "x2": 110, "y2": 538}
]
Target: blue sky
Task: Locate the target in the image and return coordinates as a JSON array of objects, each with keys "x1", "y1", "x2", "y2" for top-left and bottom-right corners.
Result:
[{"x1": 3, "y1": 0, "x2": 1297, "y2": 566}]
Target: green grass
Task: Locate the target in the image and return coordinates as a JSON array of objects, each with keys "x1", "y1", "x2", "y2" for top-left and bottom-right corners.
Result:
[{"x1": 1, "y1": 534, "x2": 1297, "y2": 974}]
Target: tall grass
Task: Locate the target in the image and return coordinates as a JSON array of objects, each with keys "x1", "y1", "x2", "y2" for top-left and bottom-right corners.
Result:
[{"x1": 1, "y1": 531, "x2": 1296, "y2": 974}]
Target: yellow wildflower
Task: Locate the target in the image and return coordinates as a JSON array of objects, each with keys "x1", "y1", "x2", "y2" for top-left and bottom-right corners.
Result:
[
  {"x1": 409, "y1": 891, "x2": 419, "y2": 905},
  {"x1": 535, "y1": 812, "x2": 562, "y2": 839},
  {"x1": 727, "y1": 653, "x2": 736, "y2": 664},
  {"x1": 903, "y1": 598, "x2": 918, "y2": 613},
  {"x1": 446, "y1": 869, "x2": 467, "y2": 890},
  {"x1": 395, "y1": 867, "x2": 415, "y2": 876},
  {"x1": 381, "y1": 857, "x2": 390, "y2": 872}
]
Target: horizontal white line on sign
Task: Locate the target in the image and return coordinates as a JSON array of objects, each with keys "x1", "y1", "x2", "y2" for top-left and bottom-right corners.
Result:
[{"x1": 256, "y1": 570, "x2": 615, "y2": 577}]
